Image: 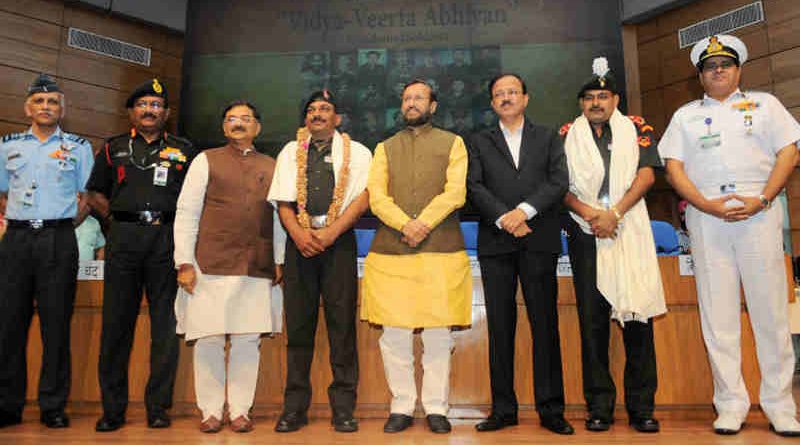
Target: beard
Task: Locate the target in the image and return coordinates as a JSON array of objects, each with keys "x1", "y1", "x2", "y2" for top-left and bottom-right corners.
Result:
[{"x1": 403, "y1": 109, "x2": 433, "y2": 127}]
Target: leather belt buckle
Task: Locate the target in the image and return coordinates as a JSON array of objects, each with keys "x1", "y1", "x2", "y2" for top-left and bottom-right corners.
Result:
[
  {"x1": 139, "y1": 211, "x2": 161, "y2": 225},
  {"x1": 310, "y1": 215, "x2": 327, "y2": 229}
]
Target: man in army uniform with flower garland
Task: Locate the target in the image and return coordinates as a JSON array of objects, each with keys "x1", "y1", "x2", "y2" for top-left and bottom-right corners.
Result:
[{"x1": 268, "y1": 90, "x2": 372, "y2": 433}]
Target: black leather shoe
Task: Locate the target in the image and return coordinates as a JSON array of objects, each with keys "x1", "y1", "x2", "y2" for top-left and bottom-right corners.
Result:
[
  {"x1": 41, "y1": 411, "x2": 69, "y2": 428},
  {"x1": 541, "y1": 415, "x2": 575, "y2": 435},
  {"x1": 0, "y1": 411, "x2": 22, "y2": 428},
  {"x1": 475, "y1": 413, "x2": 519, "y2": 432},
  {"x1": 274, "y1": 411, "x2": 308, "y2": 433},
  {"x1": 147, "y1": 412, "x2": 171, "y2": 429},
  {"x1": 95, "y1": 416, "x2": 125, "y2": 432},
  {"x1": 383, "y1": 413, "x2": 413, "y2": 433},
  {"x1": 630, "y1": 417, "x2": 660, "y2": 433},
  {"x1": 332, "y1": 414, "x2": 358, "y2": 432},
  {"x1": 585, "y1": 416, "x2": 611, "y2": 432},
  {"x1": 426, "y1": 414, "x2": 451, "y2": 433}
]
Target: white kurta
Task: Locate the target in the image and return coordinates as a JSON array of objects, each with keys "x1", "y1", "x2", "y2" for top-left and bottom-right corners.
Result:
[
  {"x1": 267, "y1": 130, "x2": 372, "y2": 208},
  {"x1": 174, "y1": 152, "x2": 287, "y2": 341}
]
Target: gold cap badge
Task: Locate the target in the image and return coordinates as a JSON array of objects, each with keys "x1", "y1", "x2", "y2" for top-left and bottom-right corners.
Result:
[
  {"x1": 152, "y1": 78, "x2": 163, "y2": 94},
  {"x1": 706, "y1": 36, "x2": 723, "y2": 54}
]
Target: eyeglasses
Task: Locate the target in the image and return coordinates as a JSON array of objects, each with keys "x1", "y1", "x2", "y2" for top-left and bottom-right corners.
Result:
[
  {"x1": 702, "y1": 60, "x2": 736, "y2": 72},
  {"x1": 582, "y1": 92, "x2": 613, "y2": 102},
  {"x1": 134, "y1": 100, "x2": 165, "y2": 110},
  {"x1": 402, "y1": 95, "x2": 430, "y2": 103},
  {"x1": 224, "y1": 115, "x2": 257, "y2": 124},
  {"x1": 492, "y1": 89, "x2": 522, "y2": 99},
  {"x1": 306, "y1": 104, "x2": 334, "y2": 113}
]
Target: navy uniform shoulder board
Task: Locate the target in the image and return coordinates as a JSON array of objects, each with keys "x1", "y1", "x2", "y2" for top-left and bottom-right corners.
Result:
[{"x1": 1, "y1": 132, "x2": 25, "y2": 143}]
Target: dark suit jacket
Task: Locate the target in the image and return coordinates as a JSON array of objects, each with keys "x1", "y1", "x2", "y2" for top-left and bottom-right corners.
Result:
[{"x1": 467, "y1": 118, "x2": 568, "y2": 256}]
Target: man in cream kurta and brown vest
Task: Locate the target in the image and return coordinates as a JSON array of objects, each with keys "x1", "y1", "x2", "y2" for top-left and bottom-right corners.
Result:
[
  {"x1": 362, "y1": 80, "x2": 471, "y2": 435},
  {"x1": 561, "y1": 59, "x2": 665, "y2": 433},
  {"x1": 268, "y1": 90, "x2": 372, "y2": 433},
  {"x1": 174, "y1": 101, "x2": 286, "y2": 434}
]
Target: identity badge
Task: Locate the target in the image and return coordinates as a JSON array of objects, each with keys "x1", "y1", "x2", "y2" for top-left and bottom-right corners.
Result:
[
  {"x1": 698, "y1": 133, "x2": 721, "y2": 149},
  {"x1": 153, "y1": 166, "x2": 168, "y2": 186},
  {"x1": 324, "y1": 155, "x2": 333, "y2": 163}
]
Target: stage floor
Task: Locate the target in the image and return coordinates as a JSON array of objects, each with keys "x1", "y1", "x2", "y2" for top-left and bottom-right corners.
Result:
[{"x1": 2, "y1": 412, "x2": 800, "y2": 444}]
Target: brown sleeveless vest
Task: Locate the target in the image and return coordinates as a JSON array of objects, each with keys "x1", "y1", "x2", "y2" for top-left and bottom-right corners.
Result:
[
  {"x1": 370, "y1": 126, "x2": 465, "y2": 255},
  {"x1": 195, "y1": 145, "x2": 276, "y2": 279}
]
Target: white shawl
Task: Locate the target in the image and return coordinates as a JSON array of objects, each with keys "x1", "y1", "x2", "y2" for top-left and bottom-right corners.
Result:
[{"x1": 564, "y1": 109, "x2": 666, "y2": 322}]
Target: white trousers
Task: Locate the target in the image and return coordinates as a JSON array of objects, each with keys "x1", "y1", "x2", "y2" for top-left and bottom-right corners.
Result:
[
  {"x1": 193, "y1": 333, "x2": 261, "y2": 421},
  {"x1": 379, "y1": 326, "x2": 454, "y2": 416},
  {"x1": 687, "y1": 201, "x2": 796, "y2": 419}
]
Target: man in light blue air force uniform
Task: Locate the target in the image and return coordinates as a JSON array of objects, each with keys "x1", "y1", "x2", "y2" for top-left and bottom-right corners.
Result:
[
  {"x1": 660, "y1": 34, "x2": 800, "y2": 437},
  {"x1": 0, "y1": 73, "x2": 93, "y2": 429}
]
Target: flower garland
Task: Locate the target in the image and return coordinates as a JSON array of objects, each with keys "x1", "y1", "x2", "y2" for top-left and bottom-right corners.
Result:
[{"x1": 295, "y1": 126, "x2": 351, "y2": 229}]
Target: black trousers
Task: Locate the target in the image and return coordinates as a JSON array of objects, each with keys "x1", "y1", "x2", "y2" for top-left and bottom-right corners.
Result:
[
  {"x1": 564, "y1": 216, "x2": 657, "y2": 420},
  {"x1": 97, "y1": 222, "x2": 179, "y2": 419},
  {"x1": 0, "y1": 225, "x2": 77, "y2": 416},
  {"x1": 282, "y1": 230, "x2": 358, "y2": 417},
  {"x1": 479, "y1": 248, "x2": 565, "y2": 419}
]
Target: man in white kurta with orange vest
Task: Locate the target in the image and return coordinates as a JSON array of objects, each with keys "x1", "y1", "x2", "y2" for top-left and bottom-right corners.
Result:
[
  {"x1": 361, "y1": 79, "x2": 472, "y2": 435},
  {"x1": 660, "y1": 34, "x2": 800, "y2": 436},
  {"x1": 174, "y1": 100, "x2": 285, "y2": 433}
]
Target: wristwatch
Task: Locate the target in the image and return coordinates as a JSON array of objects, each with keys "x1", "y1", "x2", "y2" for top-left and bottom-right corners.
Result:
[{"x1": 758, "y1": 194, "x2": 771, "y2": 209}]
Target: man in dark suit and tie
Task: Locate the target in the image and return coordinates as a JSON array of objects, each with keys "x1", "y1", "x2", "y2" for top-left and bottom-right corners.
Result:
[{"x1": 467, "y1": 73, "x2": 572, "y2": 435}]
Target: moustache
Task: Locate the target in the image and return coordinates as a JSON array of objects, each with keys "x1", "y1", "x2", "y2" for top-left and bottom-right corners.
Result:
[
  {"x1": 141, "y1": 113, "x2": 158, "y2": 120},
  {"x1": 501, "y1": 100, "x2": 512, "y2": 107},
  {"x1": 310, "y1": 116, "x2": 326, "y2": 123},
  {"x1": 231, "y1": 126, "x2": 246, "y2": 132},
  {"x1": 590, "y1": 107, "x2": 604, "y2": 112}
]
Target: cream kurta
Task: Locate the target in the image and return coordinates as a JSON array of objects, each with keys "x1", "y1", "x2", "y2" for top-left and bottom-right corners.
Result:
[
  {"x1": 267, "y1": 130, "x2": 372, "y2": 208},
  {"x1": 174, "y1": 152, "x2": 286, "y2": 341},
  {"x1": 361, "y1": 136, "x2": 472, "y2": 328}
]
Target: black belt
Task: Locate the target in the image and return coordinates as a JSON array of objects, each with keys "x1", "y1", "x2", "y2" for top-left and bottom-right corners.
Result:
[
  {"x1": 7, "y1": 218, "x2": 73, "y2": 229},
  {"x1": 112, "y1": 211, "x2": 175, "y2": 225}
]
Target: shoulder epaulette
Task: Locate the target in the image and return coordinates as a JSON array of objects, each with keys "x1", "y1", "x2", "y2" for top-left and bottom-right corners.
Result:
[
  {"x1": 106, "y1": 133, "x2": 128, "y2": 144},
  {"x1": 65, "y1": 133, "x2": 89, "y2": 146},
  {"x1": 558, "y1": 121, "x2": 574, "y2": 137},
  {"x1": 1, "y1": 132, "x2": 24, "y2": 143},
  {"x1": 165, "y1": 133, "x2": 192, "y2": 147},
  {"x1": 627, "y1": 115, "x2": 654, "y2": 133}
]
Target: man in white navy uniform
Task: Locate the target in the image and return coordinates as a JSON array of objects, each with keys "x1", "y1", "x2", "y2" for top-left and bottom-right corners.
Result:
[{"x1": 660, "y1": 34, "x2": 800, "y2": 437}]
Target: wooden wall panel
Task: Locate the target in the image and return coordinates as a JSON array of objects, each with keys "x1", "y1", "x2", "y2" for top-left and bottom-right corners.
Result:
[
  {"x1": 24, "y1": 259, "x2": 781, "y2": 418},
  {"x1": 0, "y1": 0, "x2": 63, "y2": 24},
  {"x1": 0, "y1": 10, "x2": 60, "y2": 49}
]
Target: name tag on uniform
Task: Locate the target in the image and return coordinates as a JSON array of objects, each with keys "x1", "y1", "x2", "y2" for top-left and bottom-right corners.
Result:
[
  {"x1": 22, "y1": 189, "x2": 35, "y2": 207},
  {"x1": 698, "y1": 132, "x2": 721, "y2": 149},
  {"x1": 324, "y1": 155, "x2": 333, "y2": 163},
  {"x1": 153, "y1": 166, "x2": 168, "y2": 186}
]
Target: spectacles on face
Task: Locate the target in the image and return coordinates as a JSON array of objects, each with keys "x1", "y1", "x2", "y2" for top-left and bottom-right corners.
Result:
[
  {"x1": 134, "y1": 100, "x2": 165, "y2": 110},
  {"x1": 402, "y1": 94, "x2": 430, "y2": 105},
  {"x1": 224, "y1": 115, "x2": 257, "y2": 124},
  {"x1": 702, "y1": 59, "x2": 736, "y2": 72},
  {"x1": 307, "y1": 104, "x2": 334, "y2": 114},
  {"x1": 492, "y1": 89, "x2": 522, "y2": 99},
  {"x1": 582, "y1": 92, "x2": 613, "y2": 102}
]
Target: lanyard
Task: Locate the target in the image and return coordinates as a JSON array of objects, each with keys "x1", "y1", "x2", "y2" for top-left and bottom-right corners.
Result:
[{"x1": 127, "y1": 128, "x2": 165, "y2": 171}]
